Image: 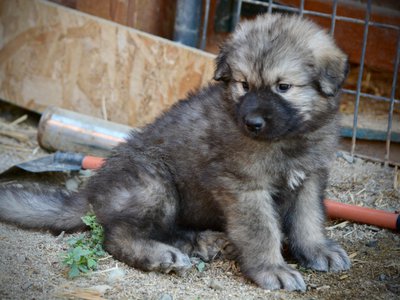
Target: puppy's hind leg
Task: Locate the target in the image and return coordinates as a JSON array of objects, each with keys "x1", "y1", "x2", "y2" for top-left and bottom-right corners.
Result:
[
  {"x1": 89, "y1": 160, "x2": 192, "y2": 274},
  {"x1": 101, "y1": 214, "x2": 231, "y2": 273},
  {"x1": 103, "y1": 223, "x2": 192, "y2": 274}
]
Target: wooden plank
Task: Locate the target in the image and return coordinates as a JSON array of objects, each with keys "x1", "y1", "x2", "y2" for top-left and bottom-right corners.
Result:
[
  {"x1": 76, "y1": 0, "x2": 112, "y2": 20},
  {"x1": 0, "y1": 0, "x2": 215, "y2": 127},
  {"x1": 73, "y1": 0, "x2": 177, "y2": 39},
  {"x1": 51, "y1": 0, "x2": 399, "y2": 71}
]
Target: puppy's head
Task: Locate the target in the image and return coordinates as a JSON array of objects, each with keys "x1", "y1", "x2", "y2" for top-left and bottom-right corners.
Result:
[{"x1": 214, "y1": 14, "x2": 348, "y2": 140}]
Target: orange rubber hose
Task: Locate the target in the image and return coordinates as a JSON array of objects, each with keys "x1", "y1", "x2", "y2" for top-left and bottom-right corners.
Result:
[{"x1": 324, "y1": 199, "x2": 399, "y2": 231}]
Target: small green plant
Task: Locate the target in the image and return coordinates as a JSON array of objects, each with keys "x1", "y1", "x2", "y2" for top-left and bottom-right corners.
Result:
[
  {"x1": 62, "y1": 212, "x2": 106, "y2": 278},
  {"x1": 196, "y1": 260, "x2": 206, "y2": 272}
]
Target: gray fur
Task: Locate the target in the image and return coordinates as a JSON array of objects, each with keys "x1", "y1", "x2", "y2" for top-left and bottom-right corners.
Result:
[
  {"x1": 0, "y1": 183, "x2": 87, "y2": 232},
  {"x1": 0, "y1": 14, "x2": 350, "y2": 291}
]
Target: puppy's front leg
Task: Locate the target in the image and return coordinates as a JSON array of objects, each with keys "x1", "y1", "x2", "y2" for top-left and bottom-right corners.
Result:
[
  {"x1": 225, "y1": 190, "x2": 306, "y2": 291},
  {"x1": 286, "y1": 171, "x2": 351, "y2": 272}
]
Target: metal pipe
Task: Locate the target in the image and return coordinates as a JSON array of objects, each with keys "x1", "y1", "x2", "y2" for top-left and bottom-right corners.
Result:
[
  {"x1": 351, "y1": 0, "x2": 371, "y2": 157},
  {"x1": 330, "y1": 0, "x2": 338, "y2": 36},
  {"x1": 232, "y1": 0, "x2": 243, "y2": 29},
  {"x1": 299, "y1": 0, "x2": 305, "y2": 17},
  {"x1": 384, "y1": 32, "x2": 400, "y2": 165},
  {"x1": 200, "y1": 0, "x2": 210, "y2": 50},
  {"x1": 267, "y1": 0, "x2": 272, "y2": 14},
  {"x1": 173, "y1": 0, "x2": 202, "y2": 47},
  {"x1": 342, "y1": 89, "x2": 400, "y2": 104},
  {"x1": 38, "y1": 107, "x2": 133, "y2": 156}
]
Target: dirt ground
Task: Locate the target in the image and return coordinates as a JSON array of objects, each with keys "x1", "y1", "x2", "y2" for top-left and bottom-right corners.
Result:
[{"x1": 0, "y1": 101, "x2": 399, "y2": 300}]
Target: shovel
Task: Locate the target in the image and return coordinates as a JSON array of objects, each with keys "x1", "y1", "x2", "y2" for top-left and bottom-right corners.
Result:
[{"x1": 4, "y1": 151, "x2": 105, "y2": 173}]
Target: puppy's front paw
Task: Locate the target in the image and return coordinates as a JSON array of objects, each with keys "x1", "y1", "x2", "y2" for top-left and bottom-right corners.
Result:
[
  {"x1": 248, "y1": 264, "x2": 306, "y2": 292},
  {"x1": 298, "y1": 240, "x2": 351, "y2": 272}
]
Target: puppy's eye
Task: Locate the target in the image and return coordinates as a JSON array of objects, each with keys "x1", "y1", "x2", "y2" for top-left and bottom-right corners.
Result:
[
  {"x1": 277, "y1": 83, "x2": 292, "y2": 93},
  {"x1": 241, "y1": 81, "x2": 249, "y2": 92}
]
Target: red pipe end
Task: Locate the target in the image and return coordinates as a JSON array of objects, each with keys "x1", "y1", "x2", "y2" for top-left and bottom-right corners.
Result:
[
  {"x1": 324, "y1": 199, "x2": 399, "y2": 231},
  {"x1": 81, "y1": 156, "x2": 105, "y2": 170}
]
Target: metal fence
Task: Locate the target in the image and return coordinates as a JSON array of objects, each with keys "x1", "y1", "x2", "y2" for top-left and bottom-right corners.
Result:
[{"x1": 197, "y1": 0, "x2": 399, "y2": 166}]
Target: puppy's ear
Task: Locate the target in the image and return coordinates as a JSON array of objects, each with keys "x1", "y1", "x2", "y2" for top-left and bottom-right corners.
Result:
[
  {"x1": 214, "y1": 45, "x2": 232, "y2": 82},
  {"x1": 317, "y1": 54, "x2": 349, "y2": 97}
]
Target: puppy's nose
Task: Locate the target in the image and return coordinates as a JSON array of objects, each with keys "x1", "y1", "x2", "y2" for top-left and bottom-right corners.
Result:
[{"x1": 244, "y1": 115, "x2": 265, "y2": 133}]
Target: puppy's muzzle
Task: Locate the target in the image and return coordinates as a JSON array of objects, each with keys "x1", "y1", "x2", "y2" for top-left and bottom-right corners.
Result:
[
  {"x1": 238, "y1": 89, "x2": 303, "y2": 139},
  {"x1": 244, "y1": 114, "x2": 266, "y2": 134}
]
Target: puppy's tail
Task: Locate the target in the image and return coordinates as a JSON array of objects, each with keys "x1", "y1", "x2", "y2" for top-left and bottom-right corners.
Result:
[{"x1": 0, "y1": 183, "x2": 88, "y2": 232}]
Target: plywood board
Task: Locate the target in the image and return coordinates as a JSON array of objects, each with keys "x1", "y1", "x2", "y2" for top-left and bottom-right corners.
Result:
[{"x1": 0, "y1": 0, "x2": 216, "y2": 127}]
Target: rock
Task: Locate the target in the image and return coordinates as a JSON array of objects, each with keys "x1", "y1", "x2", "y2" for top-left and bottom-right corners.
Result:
[
  {"x1": 55, "y1": 231, "x2": 65, "y2": 243},
  {"x1": 65, "y1": 178, "x2": 79, "y2": 192},
  {"x1": 158, "y1": 294, "x2": 173, "y2": 300},
  {"x1": 307, "y1": 284, "x2": 319, "y2": 291},
  {"x1": 107, "y1": 268, "x2": 125, "y2": 283},
  {"x1": 16, "y1": 255, "x2": 26, "y2": 264},
  {"x1": 378, "y1": 274, "x2": 387, "y2": 281},
  {"x1": 22, "y1": 282, "x2": 33, "y2": 291},
  {"x1": 365, "y1": 240, "x2": 378, "y2": 248},
  {"x1": 209, "y1": 279, "x2": 224, "y2": 291},
  {"x1": 90, "y1": 285, "x2": 112, "y2": 296},
  {"x1": 337, "y1": 151, "x2": 354, "y2": 163}
]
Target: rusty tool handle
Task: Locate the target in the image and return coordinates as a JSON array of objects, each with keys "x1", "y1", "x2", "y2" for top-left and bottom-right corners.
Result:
[
  {"x1": 81, "y1": 155, "x2": 105, "y2": 170},
  {"x1": 52, "y1": 152, "x2": 105, "y2": 170}
]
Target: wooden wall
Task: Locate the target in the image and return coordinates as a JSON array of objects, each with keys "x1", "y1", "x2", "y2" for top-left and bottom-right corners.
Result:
[
  {"x1": 50, "y1": 0, "x2": 400, "y2": 72},
  {"x1": 50, "y1": 0, "x2": 177, "y2": 40},
  {"x1": 0, "y1": 0, "x2": 215, "y2": 127}
]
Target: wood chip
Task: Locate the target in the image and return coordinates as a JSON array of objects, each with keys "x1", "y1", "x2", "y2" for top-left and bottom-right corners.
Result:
[
  {"x1": 0, "y1": 143, "x2": 33, "y2": 152},
  {"x1": 57, "y1": 289, "x2": 107, "y2": 300},
  {"x1": 10, "y1": 114, "x2": 28, "y2": 126},
  {"x1": 55, "y1": 284, "x2": 111, "y2": 300},
  {"x1": 349, "y1": 252, "x2": 358, "y2": 259},
  {"x1": 0, "y1": 129, "x2": 29, "y2": 142},
  {"x1": 316, "y1": 285, "x2": 330, "y2": 291},
  {"x1": 326, "y1": 221, "x2": 349, "y2": 230}
]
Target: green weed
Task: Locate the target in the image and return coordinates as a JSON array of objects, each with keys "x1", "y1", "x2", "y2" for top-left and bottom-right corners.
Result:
[
  {"x1": 62, "y1": 212, "x2": 106, "y2": 278},
  {"x1": 196, "y1": 260, "x2": 206, "y2": 272}
]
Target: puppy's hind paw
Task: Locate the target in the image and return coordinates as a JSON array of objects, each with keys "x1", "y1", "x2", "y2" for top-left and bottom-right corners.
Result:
[
  {"x1": 248, "y1": 264, "x2": 306, "y2": 292},
  {"x1": 192, "y1": 231, "x2": 233, "y2": 261}
]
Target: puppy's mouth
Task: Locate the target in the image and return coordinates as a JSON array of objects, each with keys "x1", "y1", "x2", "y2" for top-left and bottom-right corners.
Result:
[
  {"x1": 240, "y1": 114, "x2": 292, "y2": 140},
  {"x1": 236, "y1": 91, "x2": 303, "y2": 141}
]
